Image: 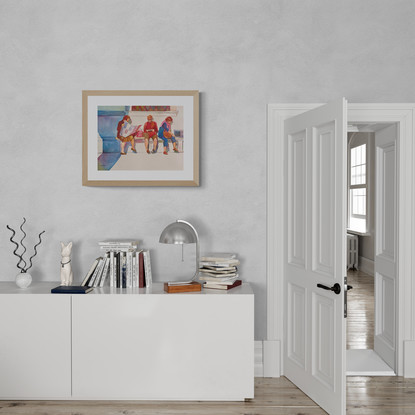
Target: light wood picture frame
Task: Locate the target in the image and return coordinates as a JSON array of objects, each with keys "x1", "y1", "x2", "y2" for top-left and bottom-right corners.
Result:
[{"x1": 82, "y1": 90, "x2": 199, "y2": 186}]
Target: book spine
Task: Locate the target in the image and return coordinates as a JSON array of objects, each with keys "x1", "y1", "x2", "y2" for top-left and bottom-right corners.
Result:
[
  {"x1": 81, "y1": 259, "x2": 98, "y2": 286},
  {"x1": 139, "y1": 251, "x2": 145, "y2": 288},
  {"x1": 118, "y1": 252, "x2": 123, "y2": 288},
  {"x1": 109, "y1": 251, "x2": 115, "y2": 287},
  {"x1": 127, "y1": 250, "x2": 132, "y2": 288},
  {"x1": 199, "y1": 261, "x2": 240, "y2": 267},
  {"x1": 92, "y1": 259, "x2": 106, "y2": 287},
  {"x1": 98, "y1": 241, "x2": 140, "y2": 247},
  {"x1": 99, "y1": 256, "x2": 110, "y2": 288},
  {"x1": 121, "y1": 253, "x2": 127, "y2": 288},
  {"x1": 132, "y1": 254, "x2": 138, "y2": 288},
  {"x1": 203, "y1": 280, "x2": 242, "y2": 290},
  {"x1": 143, "y1": 250, "x2": 152, "y2": 286},
  {"x1": 95, "y1": 256, "x2": 105, "y2": 287},
  {"x1": 88, "y1": 257, "x2": 103, "y2": 287},
  {"x1": 115, "y1": 252, "x2": 120, "y2": 288},
  {"x1": 99, "y1": 245, "x2": 138, "y2": 252}
]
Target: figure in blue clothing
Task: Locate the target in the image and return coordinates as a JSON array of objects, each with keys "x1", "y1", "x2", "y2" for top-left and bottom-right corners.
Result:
[{"x1": 158, "y1": 116, "x2": 179, "y2": 155}]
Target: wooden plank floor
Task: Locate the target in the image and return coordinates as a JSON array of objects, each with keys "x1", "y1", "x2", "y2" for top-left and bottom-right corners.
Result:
[
  {"x1": 2, "y1": 271, "x2": 412, "y2": 415},
  {"x1": 347, "y1": 269, "x2": 374, "y2": 350},
  {"x1": 0, "y1": 378, "x2": 326, "y2": 415},
  {"x1": 347, "y1": 376, "x2": 415, "y2": 414},
  {"x1": 2, "y1": 376, "x2": 415, "y2": 414}
]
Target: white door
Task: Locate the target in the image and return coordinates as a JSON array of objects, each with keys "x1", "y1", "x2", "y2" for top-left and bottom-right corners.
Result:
[
  {"x1": 284, "y1": 99, "x2": 347, "y2": 415},
  {"x1": 374, "y1": 124, "x2": 397, "y2": 371}
]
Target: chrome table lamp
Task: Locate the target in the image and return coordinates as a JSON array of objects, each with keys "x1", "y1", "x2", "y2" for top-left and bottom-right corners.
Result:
[{"x1": 159, "y1": 219, "x2": 200, "y2": 286}]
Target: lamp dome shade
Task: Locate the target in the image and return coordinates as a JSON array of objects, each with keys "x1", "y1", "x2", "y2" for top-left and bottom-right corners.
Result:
[{"x1": 159, "y1": 220, "x2": 198, "y2": 244}]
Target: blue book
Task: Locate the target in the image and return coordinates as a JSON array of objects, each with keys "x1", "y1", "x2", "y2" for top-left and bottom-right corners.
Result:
[{"x1": 51, "y1": 285, "x2": 93, "y2": 294}]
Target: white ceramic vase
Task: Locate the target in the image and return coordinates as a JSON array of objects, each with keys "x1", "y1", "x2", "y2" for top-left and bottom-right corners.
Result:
[{"x1": 15, "y1": 272, "x2": 32, "y2": 289}]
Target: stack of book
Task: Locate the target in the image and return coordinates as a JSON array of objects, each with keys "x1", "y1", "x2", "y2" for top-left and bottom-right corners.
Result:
[
  {"x1": 198, "y1": 253, "x2": 242, "y2": 290},
  {"x1": 81, "y1": 240, "x2": 152, "y2": 289}
]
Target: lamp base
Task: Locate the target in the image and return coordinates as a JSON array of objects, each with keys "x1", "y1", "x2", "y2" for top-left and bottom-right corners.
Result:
[{"x1": 164, "y1": 281, "x2": 202, "y2": 293}]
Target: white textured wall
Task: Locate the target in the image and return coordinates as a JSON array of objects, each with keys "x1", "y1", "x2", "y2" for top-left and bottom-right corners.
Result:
[{"x1": 1, "y1": 0, "x2": 415, "y2": 339}]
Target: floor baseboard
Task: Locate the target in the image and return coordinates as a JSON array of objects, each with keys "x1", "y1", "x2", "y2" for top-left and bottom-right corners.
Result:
[
  {"x1": 255, "y1": 341, "x2": 264, "y2": 377},
  {"x1": 359, "y1": 256, "x2": 374, "y2": 276}
]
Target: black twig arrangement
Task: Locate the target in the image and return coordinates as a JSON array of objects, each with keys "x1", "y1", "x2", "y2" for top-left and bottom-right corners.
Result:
[{"x1": 6, "y1": 218, "x2": 46, "y2": 273}]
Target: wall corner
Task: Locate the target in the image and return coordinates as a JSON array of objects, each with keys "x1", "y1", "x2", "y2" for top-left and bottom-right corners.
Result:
[
  {"x1": 404, "y1": 341, "x2": 415, "y2": 377},
  {"x1": 263, "y1": 340, "x2": 281, "y2": 377}
]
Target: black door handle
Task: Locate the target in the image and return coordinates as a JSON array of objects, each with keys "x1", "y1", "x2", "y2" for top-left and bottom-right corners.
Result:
[
  {"x1": 317, "y1": 283, "x2": 341, "y2": 295},
  {"x1": 347, "y1": 285, "x2": 353, "y2": 291}
]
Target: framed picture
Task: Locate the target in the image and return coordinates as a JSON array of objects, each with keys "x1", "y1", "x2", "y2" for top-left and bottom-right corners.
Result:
[{"x1": 82, "y1": 90, "x2": 199, "y2": 186}]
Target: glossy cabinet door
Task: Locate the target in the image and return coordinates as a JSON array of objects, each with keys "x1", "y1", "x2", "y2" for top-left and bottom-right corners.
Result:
[
  {"x1": 0, "y1": 294, "x2": 71, "y2": 399},
  {"x1": 72, "y1": 290, "x2": 254, "y2": 400}
]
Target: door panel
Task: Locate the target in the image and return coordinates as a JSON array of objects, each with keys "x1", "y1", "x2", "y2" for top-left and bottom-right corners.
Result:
[
  {"x1": 288, "y1": 131, "x2": 307, "y2": 267},
  {"x1": 284, "y1": 99, "x2": 347, "y2": 415},
  {"x1": 312, "y1": 292, "x2": 335, "y2": 389},
  {"x1": 377, "y1": 142, "x2": 396, "y2": 260},
  {"x1": 313, "y1": 122, "x2": 335, "y2": 275},
  {"x1": 375, "y1": 124, "x2": 397, "y2": 371},
  {"x1": 287, "y1": 282, "x2": 306, "y2": 369}
]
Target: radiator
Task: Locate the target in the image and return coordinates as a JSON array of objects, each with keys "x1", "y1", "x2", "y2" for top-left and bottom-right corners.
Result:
[{"x1": 347, "y1": 233, "x2": 359, "y2": 270}]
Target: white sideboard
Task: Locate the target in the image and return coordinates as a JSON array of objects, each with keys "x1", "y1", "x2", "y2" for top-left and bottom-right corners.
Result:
[{"x1": 0, "y1": 282, "x2": 254, "y2": 401}]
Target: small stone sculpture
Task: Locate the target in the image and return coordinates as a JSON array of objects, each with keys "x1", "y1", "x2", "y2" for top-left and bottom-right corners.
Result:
[{"x1": 60, "y1": 242, "x2": 73, "y2": 286}]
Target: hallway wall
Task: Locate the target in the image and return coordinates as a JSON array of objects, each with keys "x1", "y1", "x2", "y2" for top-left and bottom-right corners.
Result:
[{"x1": 1, "y1": 0, "x2": 415, "y2": 339}]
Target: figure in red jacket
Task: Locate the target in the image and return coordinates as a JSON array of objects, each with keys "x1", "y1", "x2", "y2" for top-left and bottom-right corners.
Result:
[{"x1": 143, "y1": 115, "x2": 158, "y2": 154}]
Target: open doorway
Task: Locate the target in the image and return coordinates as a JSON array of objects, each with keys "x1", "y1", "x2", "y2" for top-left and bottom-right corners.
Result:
[
  {"x1": 267, "y1": 102, "x2": 414, "y2": 414},
  {"x1": 346, "y1": 122, "x2": 397, "y2": 376}
]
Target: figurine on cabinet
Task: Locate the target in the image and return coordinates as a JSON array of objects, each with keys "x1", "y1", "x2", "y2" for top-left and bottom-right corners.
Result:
[{"x1": 60, "y1": 242, "x2": 73, "y2": 286}]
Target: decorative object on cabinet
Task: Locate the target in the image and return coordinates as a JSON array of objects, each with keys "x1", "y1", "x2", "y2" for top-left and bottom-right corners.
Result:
[
  {"x1": 83, "y1": 240, "x2": 152, "y2": 289},
  {"x1": 51, "y1": 285, "x2": 93, "y2": 294},
  {"x1": 82, "y1": 90, "x2": 199, "y2": 187},
  {"x1": 203, "y1": 279, "x2": 242, "y2": 290},
  {"x1": 15, "y1": 273, "x2": 32, "y2": 289},
  {"x1": 163, "y1": 281, "x2": 202, "y2": 293},
  {"x1": 6, "y1": 218, "x2": 45, "y2": 288},
  {"x1": 199, "y1": 253, "x2": 241, "y2": 289},
  {"x1": 159, "y1": 219, "x2": 201, "y2": 291},
  {"x1": 60, "y1": 242, "x2": 73, "y2": 286}
]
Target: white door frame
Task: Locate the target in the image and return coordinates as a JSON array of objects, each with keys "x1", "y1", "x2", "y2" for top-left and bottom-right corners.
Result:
[{"x1": 267, "y1": 103, "x2": 415, "y2": 377}]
